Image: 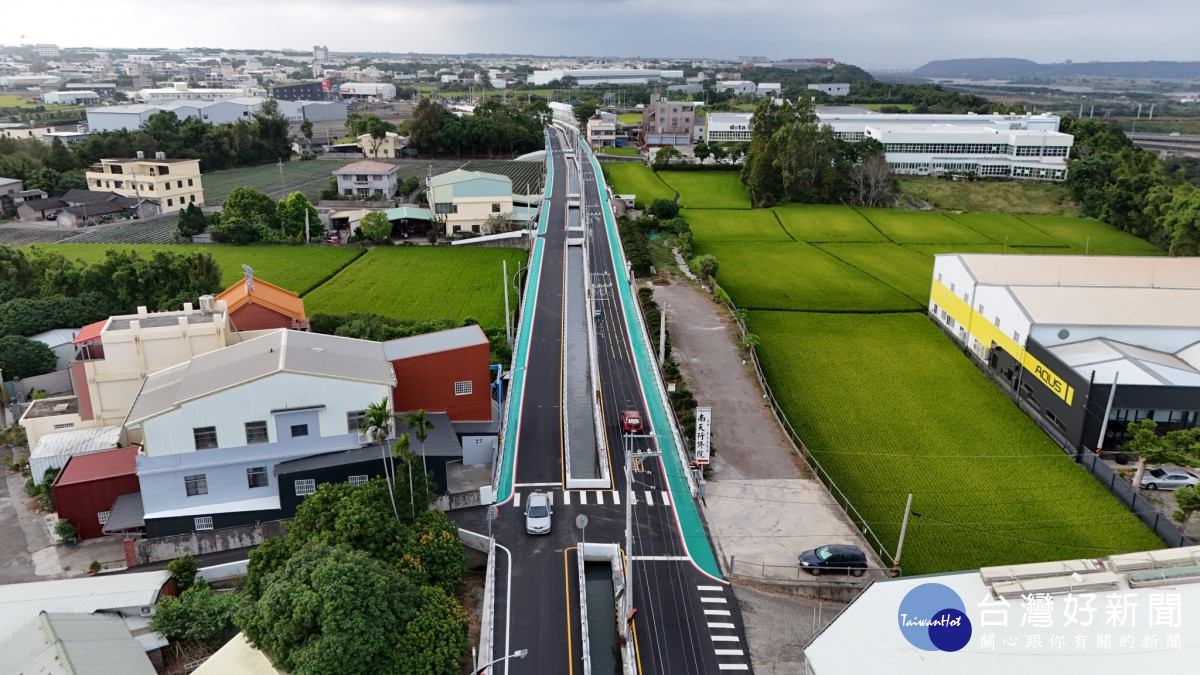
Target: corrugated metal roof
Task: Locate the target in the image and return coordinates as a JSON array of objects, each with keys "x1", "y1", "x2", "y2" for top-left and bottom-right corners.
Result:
[
  {"x1": 193, "y1": 632, "x2": 283, "y2": 674},
  {"x1": 73, "y1": 320, "x2": 106, "y2": 344},
  {"x1": 0, "y1": 572, "x2": 170, "y2": 646},
  {"x1": 382, "y1": 206, "x2": 433, "y2": 221},
  {"x1": 102, "y1": 493, "x2": 145, "y2": 533},
  {"x1": 41, "y1": 612, "x2": 157, "y2": 674},
  {"x1": 28, "y1": 328, "x2": 78, "y2": 349},
  {"x1": 1049, "y1": 338, "x2": 1200, "y2": 385},
  {"x1": 382, "y1": 324, "x2": 488, "y2": 361},
  {"x1": 950, "y1": 253, "x2": 1200, "y2": 289},
  {"x1": 54, "y1": 446, "x2": 139, "y2": 486},
  {"x1": 275, "y1": 445, "x2": 383, "y2": 475},
  {"x1": 31, "y1": 425, "x2": 123, "y2": 461},
  {"x1": 215, "y1": 277, "x2": 307, "y2": 324},
  {"x1": 1010, "y1": 286, "x2": 1200, "y2": 328},
  {"x1": 126, "y1": 330, "x2": 394, "y2": 424}
]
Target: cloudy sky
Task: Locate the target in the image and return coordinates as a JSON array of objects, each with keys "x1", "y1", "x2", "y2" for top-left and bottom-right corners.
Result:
[{"x1": 3, "y1": 0, "x2": 1195, "y2": 69}]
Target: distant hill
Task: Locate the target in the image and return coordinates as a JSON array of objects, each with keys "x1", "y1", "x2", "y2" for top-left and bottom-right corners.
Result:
[{"x1": 913, "y1": 59, "x2": 1200, "y2": 81}]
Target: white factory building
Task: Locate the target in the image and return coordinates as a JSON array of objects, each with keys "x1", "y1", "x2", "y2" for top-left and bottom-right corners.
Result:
[
  {"x1": 86, "y1": 98, "x2": 346, "y2": 132},
  {"x1": 44, "y1": 90, "x2": 101, "y2": 105},
  {"x1": 703, "y1": 112, "x2": 1073, "y2": 181},
  {"x1": 137, "y1": 83, "x2": 254, "y2": 102},
  {"x1": 531, "y1": 69, "x2": 684, "y2": 87},
  {"x1": 336, "y1": 82, "x2": 396, "y2": 100}
]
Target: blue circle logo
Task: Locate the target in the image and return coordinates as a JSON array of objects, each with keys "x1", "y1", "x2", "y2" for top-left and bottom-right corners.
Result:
[{"x1": 897, "y1": 583, "x2": 972, "y2": 652}]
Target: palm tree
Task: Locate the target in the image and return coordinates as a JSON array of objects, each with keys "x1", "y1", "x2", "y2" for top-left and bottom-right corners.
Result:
[
  {"x1": 361, "y1": 397, "x2": 400, "y2": 521},
  {"x1": 393, "y1": 433, "x2": 415, "y2": 521},
  {"x1": 401, "y1": 409, "x2": 435, "y2": 487}
]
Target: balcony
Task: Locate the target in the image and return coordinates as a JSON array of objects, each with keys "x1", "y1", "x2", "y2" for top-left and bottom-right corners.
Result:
[{"x1": 74, "y1": 343, "x2": 105, "y2": 362}]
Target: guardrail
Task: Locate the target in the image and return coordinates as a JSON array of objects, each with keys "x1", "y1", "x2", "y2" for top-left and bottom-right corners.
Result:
[{"x1": 461, "y1": 529, "x2": 496, "y2": 673}]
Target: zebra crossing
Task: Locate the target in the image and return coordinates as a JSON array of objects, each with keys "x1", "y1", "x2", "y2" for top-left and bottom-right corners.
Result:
[
  {"x1": 696, "y1": 584, "x2": 750, "y2": 671},
  {"x1": 511, "y1": 486, "x2": 672, "y2": 508}
]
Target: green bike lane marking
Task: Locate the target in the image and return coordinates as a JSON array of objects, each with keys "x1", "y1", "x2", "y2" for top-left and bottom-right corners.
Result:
[
  {"x1": 496, "y1": 135, "x2": 554, "y2": 503},
  {"x1": 586, "y1": 149, "x2": 723, "y2": 580}
]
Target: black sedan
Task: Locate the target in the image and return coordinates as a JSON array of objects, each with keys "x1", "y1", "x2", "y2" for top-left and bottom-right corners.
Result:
[{"x1": 798, "y1": 544, "x2": 868, "y2": 576}]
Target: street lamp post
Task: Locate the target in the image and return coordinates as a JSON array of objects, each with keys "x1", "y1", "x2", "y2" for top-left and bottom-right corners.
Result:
[{"x1": 474, "y1": 648, "x2": 528, "y2": 674}]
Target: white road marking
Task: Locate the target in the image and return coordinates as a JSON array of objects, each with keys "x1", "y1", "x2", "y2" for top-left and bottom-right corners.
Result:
[
  {"x1": 515, "y1": 482, "x2": 560, "y2": 487},
  {"x1": 661, "y1": 490, "x2": 671, "y2": 505},
  {"x1": 711, "y1": 635, "x2": 740, "y2": 642},
  {"x1": 578, "y1": 491, "x2": 587, "y2": 505},
  {"x1": 629, "y1": 555, "x2": 690, "y2": 561},
  {"x1": 562, "y1": 491, "x2": 571, "y2": 505},
  {"x1": 714, "y1": 649, "x2": 744, "y2": 656},
  {"x1": 645, "y1": 491, "x2": 655, "y2": 506},
  {"x1": 718, "y1": 665, "x2": 749, "y2": 671},
  {"x1": 513, "y1": 493, "x2": 521, "y2": 508},
  {"x1": 708, "y1": 622, "x2": 735, "y2": 629},
  {"x1": 611, "y1": 491, "x2": 620, "y2": 505},
  {"x1": 704, "y1": 609, "x2": 731, "y2": 616},
  {"x1": 701, "y1": 597, "x2": 727, "y2": 604},
  {"x1": 697, "y1": 585, "x2": 723, "y2": 592}
]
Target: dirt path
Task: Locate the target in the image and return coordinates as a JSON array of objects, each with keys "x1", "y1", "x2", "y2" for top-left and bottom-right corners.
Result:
[{"x1": 651, "y1": 278, "x2": 800, "y2": 480}]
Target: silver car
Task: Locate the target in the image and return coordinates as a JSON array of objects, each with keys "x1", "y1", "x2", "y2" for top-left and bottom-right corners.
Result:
[
  {"x1": 525, "y1": 492, "x2": 552, "y2": 534},
  {"x1": 1141, "y1": 467, "x2": 1200, "y2": 491}
]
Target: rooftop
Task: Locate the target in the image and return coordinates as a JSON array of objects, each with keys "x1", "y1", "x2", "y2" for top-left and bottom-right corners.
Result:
[
  {"x1": 333, "y1": 160, "x2": 398, "y2": 174},
  {"x1": 107, "y1": 308, "x2": 223, "y2": 331},
  {"x1": 1010, "y1": 285, "x2": 1200, "y2": 328},
  {"x1": 31, "y1": 424, "x2": 123, "y2": 463},
  {"x1": 429, "y1": 169, "x2": 513, "y2": 189},
  {"x1": 1049, "y1": 338, "x2": 1200, "y2": 386},
  {"x1": 0, "y1": 571, "x2": 171, "y2": 644},
  {"x1": 22, "y1": 396, "x2": 79, "y2": 420},
  {"x1": 102, "y1": 492, "x2": 145, "y2": 533},
  {"x1": 950, "y1": 254, "x2": 1200, "y2": 290},
  {"x1": 382, "y1": 324, "x2": 489, "y2": 361},
  {"x1": 193, "y1": 633, "x2": 282, "y2": 674},
  {"x1": 53, "y1": 446, "x2": 139, "y2": 487},
  {"x1": 214, "y1": 276, "x2": 307, "y2": 326}
]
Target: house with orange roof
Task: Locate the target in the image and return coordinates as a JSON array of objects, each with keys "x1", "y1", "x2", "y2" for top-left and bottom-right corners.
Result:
[{"x1": 215, "y1": 275, "x2": 309, "y2": 332}]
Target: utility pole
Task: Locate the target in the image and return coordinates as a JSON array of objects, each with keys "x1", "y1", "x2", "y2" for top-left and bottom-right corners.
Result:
[
  {"x1": 892, "y1": 493, "x2": 913, "y2": 577},
  {"x1": 1094, "y1": 371, "x2": 1120, "y2": 454},
  {"x1": 658, "y1": 304, "x2": 666, "y2": 365},
  {"x1": 503, "y1": 260, "x2": 512, "y2": 346},
  {"x1": 304, "y1": 208, "x2": 310, "y2": 244}
]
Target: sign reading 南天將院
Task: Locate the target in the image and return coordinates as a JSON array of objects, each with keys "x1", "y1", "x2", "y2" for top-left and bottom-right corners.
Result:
[{"x1": 694, "y1": 407, "x2": 711, "y2": 464}]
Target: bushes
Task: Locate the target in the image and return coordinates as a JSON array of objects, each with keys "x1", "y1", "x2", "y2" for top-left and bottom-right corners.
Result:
[
  {"x1": 618, "y1": 216, "x2": 653, "y2": 275},
  {"x1": 648, "y1": 198, "x2": 680, "y2": 220}
]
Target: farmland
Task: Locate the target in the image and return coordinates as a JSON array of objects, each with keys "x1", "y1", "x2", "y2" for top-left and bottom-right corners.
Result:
[
  {"x1": 302, "y1": 247, "x2": 527, "y2": 328},
  {"x1": 658, "y1": 172, "x2": 751, "y2": 209},
  {"x1": 774, "y1": 205, "x2": 888, "y2": 243},
  {"x1": 599, "y1": 147, "x2": 640, "y2": 156},
  {"x1": 947, "y1": 213, "x2": 1065, "y2": 247},
  {"x1": 201, "y1": 159, "x2": 466, "y2": 203},
  {"x1": 685, "y1": 210, "x2": 792, "y2": 242},
  {"x1": 855, "y1": 208, "x2": 995, "y2": 245},
  {"x1": 748, "y1": 311, "x2": 1164, "y2": 574},
  {"x1": 815, "y1": 243, "x2": 935, "y2": 303},
  {"x1": 1016, "y1": 215, "x2": 1165, "y2": 256},
  {"x1": 32, "y1": 244, "x2": 363, "y2": 295},
  {"x1": 897, "y1": 176, "x2": 1074, "y2": 216},
  {"x1": 602, "y1": 164, "x2": 676, "y2": 208},
  {"x1": 461, "y1": 160, "x2": 544, "y2": 193}
]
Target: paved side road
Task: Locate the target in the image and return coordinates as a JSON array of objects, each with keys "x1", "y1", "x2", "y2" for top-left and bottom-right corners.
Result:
[
  {"x1": 0, "y1": 466, "x2": 37, "y2": 584},
  {"x1": 732, "y1": 583, "x2": 844, "y2": 675}
]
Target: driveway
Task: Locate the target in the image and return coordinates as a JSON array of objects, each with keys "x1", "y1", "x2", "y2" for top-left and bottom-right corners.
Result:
[{"x1": 0, "y1": 466, "x2": 37, "y2": 584}]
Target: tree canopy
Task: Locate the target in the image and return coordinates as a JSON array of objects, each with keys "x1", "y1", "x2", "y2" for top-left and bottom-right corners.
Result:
[{"x1": 0, "y1": 335, "x2": 57, "y2": 379}]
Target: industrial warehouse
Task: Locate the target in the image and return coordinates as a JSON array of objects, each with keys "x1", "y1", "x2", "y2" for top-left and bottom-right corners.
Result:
[{"x1": 930, "y1": 254, "x2": 1200, "y2": 453}]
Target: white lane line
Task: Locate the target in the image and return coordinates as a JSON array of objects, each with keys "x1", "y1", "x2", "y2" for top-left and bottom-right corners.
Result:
[
  {"x1": 708, "y1": 622, "x2": 735, "y2": 629},
  {"x1": 661, "y1": 490, "x2": 671, "y2": 505},
  {"x1": 562, "y1": 491, "x2": 571, "y2": 505},
  {"x1": 704, "y1": 609, "x2": 731, "y2": 616},
  {"x1": 711, "y1": 635, "x2": 740, "y2": 642},
  {"x1": 611, "y1": 491, "x2": 621, "y2": 505},
  {"x1": 697, "y1": 585, "x2": 723, "y2": 592},
  {"x1": 629, "y1": 555, "x2": 690, "y2": 561},
  {"x1": 593, "y1": 491, "x2": 604, "y2": 504},
  {"x1": 515, "y1": 482, "x2": 561, "y2": 487},
  {"x1": 645, "y1": 491, "x2": 655, "y2": 506},
  {"x1": 514, "y1": 493, "x2": 522, "y2": 508},
  {"x1": 578, "y1": 491, "x2": 587, "y2": 505},
  {"x1": 629, "y1": 491, "x2": 638, "y2": 505},
  {"x1": 700, "y1": 597, "x2": 727, "y2": 604},
  {"x1": 714, "y1": 649, "x2": 744, "y2": 656},
  {"x1": 718, "y1": 665, "x2": 749, "y2": 671}
]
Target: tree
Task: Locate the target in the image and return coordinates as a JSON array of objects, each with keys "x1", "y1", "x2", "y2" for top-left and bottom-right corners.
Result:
[
  {"x1": 401, "y1": 409, "x2": 435, "y2": 486},
  {"x1": 693, "y1": 142, "x2": 711, "y2": 162},
  {"x1": 360, "y1": 398, "x2": 401, "y2": 521},
  {"x1": 573, "y1": 101, "x2": 599, "y2": 127},
  {"x1": 234, "y1": 543, "x2": 424, "y2": 675},
  {"x1": 285, "y1": 480, "x2": 408, "y2": 563},
  {"x1": 175, "y1": 202, "x2": 208, "y2": 239},
  {"x1": 212, "y1": 216, "x2": 263, "y2": 245},
  {"x1": 408, "y1": 510, "x2": 466, "y2": 596},
  {"x1": 692, "y1": 253, "x2": 719, "y2": 282},
  {"x1": 648, "y1": 198, "x2": 680, "y2": 220},
  {"x1": 222, "y1": 187, "x2": 278, "y2": 229},
  {"x1": 276, "y1": 192, "x2": 320, "y2": 241},
  {"x1": 166, "y1": 553, "x2": 201, "y2": 592},
  {"x1": 351, "y1": 114, "x2": 397, "y2": 156},
  {"x1": 1161, "y1": 187, "x2": 1200, "y2": 256},
  {"x1": 251, "y1": 98, "x2": 293, "y2": 162},
  {"x1": 359, "y1": 211, "x2": 393, "y2": 244},
  {"x1": 299, "y1": 119, "x2": 313, "y2": 141},
  {"x1": 150, "y1": 578, "x2": 237, "y2": 650},
  {"x1": 1125, "y1": 419, "x2": 1197, "y2": 490},
  {"x1": 395, "y1": 585, "x2": 469, "y2": 674},
  {"x1": 408, "y1": 97, "x2": 448, "y2": 151},
  {"x1": 846, "y1": 153, "x2": 898, "y2": 207},
  {"x1": 0, "y1": 335, "x2": 58, "y2": 379},
  {"x1": 1175, "y1": 485, "x2": 1200, "y2": 526},
  {"x1": 651, "y1": 146, "x2": 682, "y2": 171}
]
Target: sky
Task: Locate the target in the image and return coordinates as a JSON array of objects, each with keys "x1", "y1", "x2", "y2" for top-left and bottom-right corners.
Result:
[{"x1": 3, "y1": 0, "x2": 1197, "y2": 70}]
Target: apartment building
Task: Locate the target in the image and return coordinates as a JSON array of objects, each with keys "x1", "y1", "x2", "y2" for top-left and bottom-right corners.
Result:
[{"x1": 84, "y1": 154, "x2": 204, "y2": 213}]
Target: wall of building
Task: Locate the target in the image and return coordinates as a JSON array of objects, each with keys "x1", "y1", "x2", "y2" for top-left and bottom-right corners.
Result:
[
  {"x1": 229, "y1": 303, "x2": 297, "y2": 332},
  {"x1": 275, "y1": 456, "x2": 388, "y2": 518},
  {"x1": 53, "y1": 473, "x2": 141, "y2": 540},
  {"x1": 143, "y1": 507, "x2": 284, "y2": 540},
  {"x1": 391, "y1": 345, "x2": 492, "y2": 421}
]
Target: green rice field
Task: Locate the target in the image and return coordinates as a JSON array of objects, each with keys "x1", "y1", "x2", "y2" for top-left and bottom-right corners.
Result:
[
  {"x1": 855, "y1": 208, "x2": 995, "y2": 245},
  {"x1": 1016, "y1": 215, "x2": 1165, "y2": 256},
  {"x1": 31, "y1": 244, "x2": 364, "y2": 295},
  {"x1": 685, "y1": 210, "x2": 792, "y2": 242},
  {"x1": 948, "y1": 213, "x2": 1065, "y2": 247},
  {"x1": 774, "y1": 205, "x2": 889, "y2": 243},
  {"x1": 302, "y1": 247, "x2": 527, "y2": 328},
  {"x1": 748, "y1": 311, "x2": 1164, "y2": 574},
  {"x1": 658, "y1": 172, "x2": 752, "y2": 209},
  {"x1": 603, "y1": 163, "x2": 676, "y2": 208},
  {"x1": 814, "y1": 243, "x2": 935, "y2": 303}
]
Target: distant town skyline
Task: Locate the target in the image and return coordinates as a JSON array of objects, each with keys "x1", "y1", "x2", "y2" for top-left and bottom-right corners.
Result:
[{"x1": 2, "y1": 0, "x2": 1196, "y2": 71}]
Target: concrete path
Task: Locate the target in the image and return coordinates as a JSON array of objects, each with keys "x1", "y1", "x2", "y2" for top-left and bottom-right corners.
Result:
[{"x1": 732, "y1": 584, "x2": 843, "y2": 675}]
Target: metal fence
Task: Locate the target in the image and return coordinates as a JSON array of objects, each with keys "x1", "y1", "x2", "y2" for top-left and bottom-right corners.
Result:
[
  {"x1": 1079, "y1": 451, "x2": 1193, "y2": 548},
  {"x1": 728, "y1": 556, "x2": 893, "y2": 584}
]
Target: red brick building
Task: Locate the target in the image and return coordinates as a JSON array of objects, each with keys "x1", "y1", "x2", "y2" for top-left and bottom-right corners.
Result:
[
  {"x1": 215, "y1": 276, "x2": 308, "y2": 331},
  {"x1": 383, "y1": 325, "x2": 492, "y2": 421},
  {"x1": 51, "y1": 446, "x2": 141, "y2": 540}
]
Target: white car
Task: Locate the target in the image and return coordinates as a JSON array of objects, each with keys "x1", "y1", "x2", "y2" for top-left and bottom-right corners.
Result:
[
  {"x1": 1141, "y1": 467, "x2": 1200, "y2": 491},
  {"x1": 525, "y1": 492, "x2": 552, "y2": 534}
]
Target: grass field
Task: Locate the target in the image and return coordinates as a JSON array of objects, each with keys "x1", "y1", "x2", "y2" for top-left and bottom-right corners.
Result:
[
  {"x1": 617, "y1": 113, "x2": 641, "y2": 125},
  {"x1": 774, "y1": 205, "x2": 889, "y2": 243},
  {"x1": 684, "y1": 209, "x2": 792, "y2": 242},
  {"x1": 600, "y1": 147, "x2": 639, "y2": 156},
  {"x1": 658, "y1": 172, "x2": 751, "y2": 209},
  {"x1": 32, "y1": 244, "x2": 363, "y2": 295},
  {"x1": 856, "y1": 208, "x2": 995, "y2": 245},
  {"x1": 947, "y1": 213, "x2": 1065, "y2": 247},
  {"x1": 695, "y1": 241, "x2": 918, "y2": 312},
  {"x1": 815, "y1": 243, "x2": 935, "y2": 303},
  {"x1": 603, "y1": 164, "x2": 676, "y2": 208},
  {"x1": 302, "y1": 247, "x2": 527, "y2": 328},
  {"x1": 748, "y1": 310, "x2": 1164, "y2": 574},
  {"x1": 1016, "y1": 215, "x2": 1165, "y2": 256},
  {"x1": 898, "y1": 176, "x2": 1075, "y2": 216}
]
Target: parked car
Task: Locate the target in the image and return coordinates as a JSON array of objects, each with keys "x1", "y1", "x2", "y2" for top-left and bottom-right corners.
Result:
[
  {"x1": 322, "y1": 231, "x2": 341, "y2": 244},
  {"x1": 798, "y1": 544, "x2": 868, "y2": 576},
  {"x1": 1140, "y1": 467, "x2": 1200, "y2": 491},
  {"x1": 525, "y1": 492, "x2": 552, "y2": 535},
  {"x1": 621, "y1": 410, "x2": 642, "y2": 434}
]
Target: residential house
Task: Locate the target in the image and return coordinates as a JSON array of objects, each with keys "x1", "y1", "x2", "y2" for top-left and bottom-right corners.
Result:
[
  {"x1": 0, "y1": 176, "x2": 21, "y2": 197},
  {"x1": 53, "y1": 188, "x2": 157, "y2": 227},
  {"x1": 124, "y1": 330, "x2": 396, "y2": 538},
  {"x1": 587, "y1": 115, "x2": 617, "y2": 148},
  {"x1": 641, "y1": 94, "x2": 696, "y2": 146},
  {"x1": 27, "y1": 328, "x2": 77, "y2": 370},
  {"x1": 333, "y1": 160, "x2": 399, "y2": 199},
  {"x1": 215, "y1": 275, "x2": 309, "y2": 331},
  {"x1": 84, "y1": 155, "x2": 204, "y2": 214},
  {"x1": 756, "y1": 83, "x2": 782, "y2": 97},
  {"x1": 716, "y1": 80, "x2": 757, "y2": 95},
  {"x1": 427, "y1": 169, "x2": 515, "y2": 236},
  {"x1": 51, "y1": 446, "x2": 141, "y2": 540},
  {"x1": 383, "y1": 325, "x2": 494, "y2": 422},
  {"x1": 357, "y1": 131, "x2": 406, "y2": 159}
]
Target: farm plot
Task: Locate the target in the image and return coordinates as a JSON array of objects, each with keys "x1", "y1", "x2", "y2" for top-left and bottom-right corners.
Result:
[
  {"x1": 60, "y1": 213, "x2": 180, "y2": 244},
  {"x1": 602, "y1": 164, "x2": 676, "y2": 208},
  {"x1": 302, "y1": 247, "x2": 527, "y2": 328},
  {"x1": 814, "y1": 243, "x2": 935, "y2": 303},
  {"x1": 684, "y1": 209, "x2": 792, "y2": 242},
  {"x1": 34, "y1": 244, "x2": 362, "y2": 295},
  {"x1": 856, "y1": 208, "x2": 996, "y2": 245},
  {"x1": 461, "y1": 161, "x2": 544, "y2": 193},
  {"x1": 695, "y1": 241, "x2": 919, "y2": 312},
  {"x1": 201, "y1": 159, "x2": 466, "y2": 203},
  {"x1": 658, "y1": 172, "x2": 751, "y2": 209},
  {"x1": 1016, "y1": 215, "x2": 1164, "y2": 256},
  {"x1": 0, "y1": 226, "x2": 77, "y2": 247},
  {"x1": 748, "y1": 310, "x2": 1164, "y2": 575},
  {"x1": 948, "y1": 213, "x2": 1065, "y2": 247},
  {"x1": 774, "y1": 205, "x2": 889, "y2": 243}
]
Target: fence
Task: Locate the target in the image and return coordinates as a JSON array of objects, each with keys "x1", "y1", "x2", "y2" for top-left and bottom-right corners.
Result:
[
  {"x1": 1079, "y1": 452, "x2": 1193, "y2": 548},
  {"x1": 14, "y1": 370, "x2": 73, "y2": 400},
  {"x1": 133, "y1": 520, "x2": 286, "y2": 565},
  {"x1": 727, "y1": 556, "x2": 884, "y2": 602}
]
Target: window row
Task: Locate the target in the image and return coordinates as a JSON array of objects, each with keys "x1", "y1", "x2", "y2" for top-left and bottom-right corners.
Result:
[
  {"x1": 188, "y1": 474, "x2": 376, "y2": 531},
  {"x1": 92, "y1": 177, "x2": 195, "y2": 191},
  {"x1": 192, "y1": 420, "x2": 314, "y2": 450},
  {"x1": 884, "y1": 142, "x2": 1067, "y2": 157}
]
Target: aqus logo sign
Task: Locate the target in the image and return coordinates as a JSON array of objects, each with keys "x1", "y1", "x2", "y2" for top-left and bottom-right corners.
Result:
[
  {"x1": 897, "y1": 583, "x2": 972, "y2": 652},
  {"x1": 1033, "y1": 364, "x2": 1074, "y2": 405}
]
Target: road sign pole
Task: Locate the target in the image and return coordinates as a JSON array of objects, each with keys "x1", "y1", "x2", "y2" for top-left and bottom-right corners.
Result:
[{"x1": 892, "y1": 493, "x2": 912, "y2": 577}]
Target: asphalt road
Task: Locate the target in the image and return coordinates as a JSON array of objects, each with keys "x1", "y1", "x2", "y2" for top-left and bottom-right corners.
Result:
[{"x1": 462, "y1": 129, "x2": 751, "y2": 674}]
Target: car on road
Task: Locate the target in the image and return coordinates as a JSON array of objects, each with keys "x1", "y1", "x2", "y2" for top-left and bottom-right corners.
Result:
[
  {"x1": 1140, "y1": 467, "x2": 1200, "y2": 490},
  {"x1": 525, "y1": 492, "x2": 552, "y2": 535},
  {"x1": 798, "y1": 544, "x2": 868, "y2": 576},
  {"x1": 621, "y1": 410, "x2": 642, "y2": 434}
]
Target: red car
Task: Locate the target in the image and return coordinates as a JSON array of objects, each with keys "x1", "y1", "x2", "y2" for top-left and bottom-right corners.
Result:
[{"x1": 621, "y1": 410, "x2": 643, "y2": 434}]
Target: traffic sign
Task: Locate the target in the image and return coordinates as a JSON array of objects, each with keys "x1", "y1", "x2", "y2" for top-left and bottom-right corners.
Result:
[{"x1": 575, "y1": 514, "x2": 589, "y2": 529}]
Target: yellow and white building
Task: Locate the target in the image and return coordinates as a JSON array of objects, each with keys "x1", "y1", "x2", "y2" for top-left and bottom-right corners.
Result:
[
  {"x1": 428, "y1": 169, "x2": 515, "y2": 237},
  {"x1": 85, "y1": 154, "x2": 204, "y2": 213}
]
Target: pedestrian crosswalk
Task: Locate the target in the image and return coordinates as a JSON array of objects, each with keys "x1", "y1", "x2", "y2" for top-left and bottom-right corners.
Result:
[
  {"x1": 511, "y1": 487, "x2": 673, "y2": 508},
  {"x1": 697, "y1": 584, "x2": 750, "y2": 671}
]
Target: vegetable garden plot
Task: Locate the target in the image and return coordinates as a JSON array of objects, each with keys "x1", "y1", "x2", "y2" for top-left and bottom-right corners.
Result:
[{"x1": 774, "y1": 205, "x2": 889, "y2": 243}]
